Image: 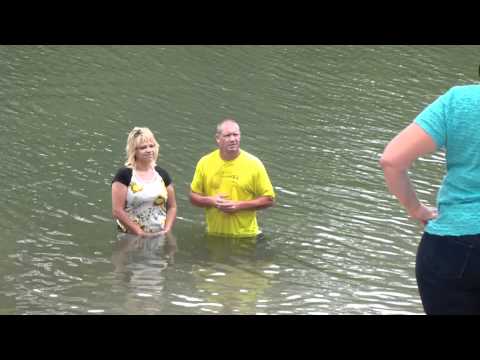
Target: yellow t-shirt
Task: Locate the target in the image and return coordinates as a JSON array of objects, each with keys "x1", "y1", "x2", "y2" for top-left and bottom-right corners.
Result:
[{"x1": 191, "y1": 149, "x2": 275, "y2": 237}]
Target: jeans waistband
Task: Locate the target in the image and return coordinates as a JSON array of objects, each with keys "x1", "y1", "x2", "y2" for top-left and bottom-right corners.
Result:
[{"x1": 424, "y1": 231, "x2": 480, "y2": 250}]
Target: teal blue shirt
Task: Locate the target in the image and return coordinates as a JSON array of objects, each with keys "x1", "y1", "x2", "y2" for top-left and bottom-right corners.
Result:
[{"x1": 415, "y1": 85, "x2": 480, "y2": 236}]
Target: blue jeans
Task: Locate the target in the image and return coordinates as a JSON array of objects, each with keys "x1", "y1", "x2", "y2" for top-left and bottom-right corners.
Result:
[{"x1": 416, "y1": 232, "x2": 480, "y2": 314}]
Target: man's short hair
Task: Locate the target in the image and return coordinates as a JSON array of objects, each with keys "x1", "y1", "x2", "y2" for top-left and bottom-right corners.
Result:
[{"x1": 216, "y1": 119, "x2": 239, "y2": 135}]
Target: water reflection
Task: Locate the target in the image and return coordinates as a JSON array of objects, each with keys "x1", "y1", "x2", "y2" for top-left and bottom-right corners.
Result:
[
  {"x1": 179, "y1": 235, "x2": 276, "y2": 314},
  {"x1": 112, "y1": 232, "x2": 177, "y2": 281},
  {"x1": 109, "y1": 232, "x2": 177, "y2": 314}
]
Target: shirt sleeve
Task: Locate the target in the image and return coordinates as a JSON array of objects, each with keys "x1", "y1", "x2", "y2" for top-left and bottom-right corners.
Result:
[
  {"x1": 112, "y1": 167, "x2": 132, "y2": 186},
  {"x1": 254, "y1": 160, "x2": 275, "y2": 199},
  {"x1": 190, "y1": 159, "x2": 205, "y2": 194},
  {"x1": 155, "y1": 166, "x2": 172, "y2": 187},
  {"x1": 414, "y1": 87, "x2": 453, "y2": 149}
]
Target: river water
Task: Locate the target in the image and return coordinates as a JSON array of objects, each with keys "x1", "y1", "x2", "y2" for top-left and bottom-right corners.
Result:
[{"x1": 2, "y1": 45, "x2": 480, "y2": 314}]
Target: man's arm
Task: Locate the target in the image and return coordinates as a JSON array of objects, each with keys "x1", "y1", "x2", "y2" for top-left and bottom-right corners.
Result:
[
  {"x1": 214, "y1": 195, "x2": 274, "y2": 213},
  {"x1": 189, "y1": 190, "x2": 216, "y2": 208},
  {"x1": 190, "y1": 191, "x2": 273, "y2": 213}
]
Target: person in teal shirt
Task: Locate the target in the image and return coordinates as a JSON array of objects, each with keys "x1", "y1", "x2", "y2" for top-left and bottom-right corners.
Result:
[{"x1": 381, "y1": 83, "x2": 480, "y2": 314}]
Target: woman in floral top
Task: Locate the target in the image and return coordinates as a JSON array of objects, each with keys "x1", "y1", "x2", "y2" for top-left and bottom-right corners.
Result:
[{"x1": 112, "y1": 127, "x2": 177, "y2": 236}]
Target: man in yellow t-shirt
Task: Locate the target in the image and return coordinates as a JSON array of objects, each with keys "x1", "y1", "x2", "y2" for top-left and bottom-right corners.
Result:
[{"x1": 189, "y1": 119, "x2": 275, "y2": 237}]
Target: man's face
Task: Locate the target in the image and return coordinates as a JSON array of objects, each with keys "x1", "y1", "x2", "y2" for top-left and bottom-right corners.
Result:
[{"x1": 216, "y1": 122, "x2": 241, "y2": 154}]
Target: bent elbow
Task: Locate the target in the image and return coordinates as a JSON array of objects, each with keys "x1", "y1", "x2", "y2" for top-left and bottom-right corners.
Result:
[
  {"x1": 379, "y1": 155, "x2": 389, "y2": 169},
  {"x1": 379, "y1": 153, "x2": 397, "y2": 170},
  {"x1": 189, "y1": 191, "x2": 203, "y2": 207},
  {"x1": 379, "y1": 154, "x2": 410, "y2": 174}
]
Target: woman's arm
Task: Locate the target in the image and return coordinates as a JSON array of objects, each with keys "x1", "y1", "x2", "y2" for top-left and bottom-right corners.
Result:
[
  {"x1": 379, "y1": 122, "x2": 438, "y2": 223},
  {"x1": 112, "y1": 181, "x2": 147, "y2": 236},
  {"x1": 163, "y1": 184, "x2": 177, "y2": 233}
]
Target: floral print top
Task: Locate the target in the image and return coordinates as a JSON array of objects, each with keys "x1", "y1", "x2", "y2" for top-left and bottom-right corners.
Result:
[{"x1": 112, "y1": 166, "x2": 172, "y2": 233}]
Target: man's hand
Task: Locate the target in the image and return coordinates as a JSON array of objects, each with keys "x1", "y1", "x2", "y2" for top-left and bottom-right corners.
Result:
[
  {"x1": 213, "y1": 194, "x2": 240, "y2": 213},
  {"x1": 212, "y1": 194, "x2": 274, "y2": 213}
]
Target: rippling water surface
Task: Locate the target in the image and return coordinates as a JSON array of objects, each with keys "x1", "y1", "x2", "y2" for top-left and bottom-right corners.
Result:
[{"x1": 2, "y1": 45, "x2": 480, "y2": 314}]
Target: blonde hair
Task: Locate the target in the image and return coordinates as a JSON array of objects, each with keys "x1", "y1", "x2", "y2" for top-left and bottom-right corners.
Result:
[{"x1": 125, "y1": 127, "x2": 160, "y2": 168}]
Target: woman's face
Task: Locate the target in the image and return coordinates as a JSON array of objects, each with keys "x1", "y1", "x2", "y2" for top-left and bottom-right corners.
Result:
[{"x1": 135, "y1": 140, "x2": 156, "y2": 163}]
